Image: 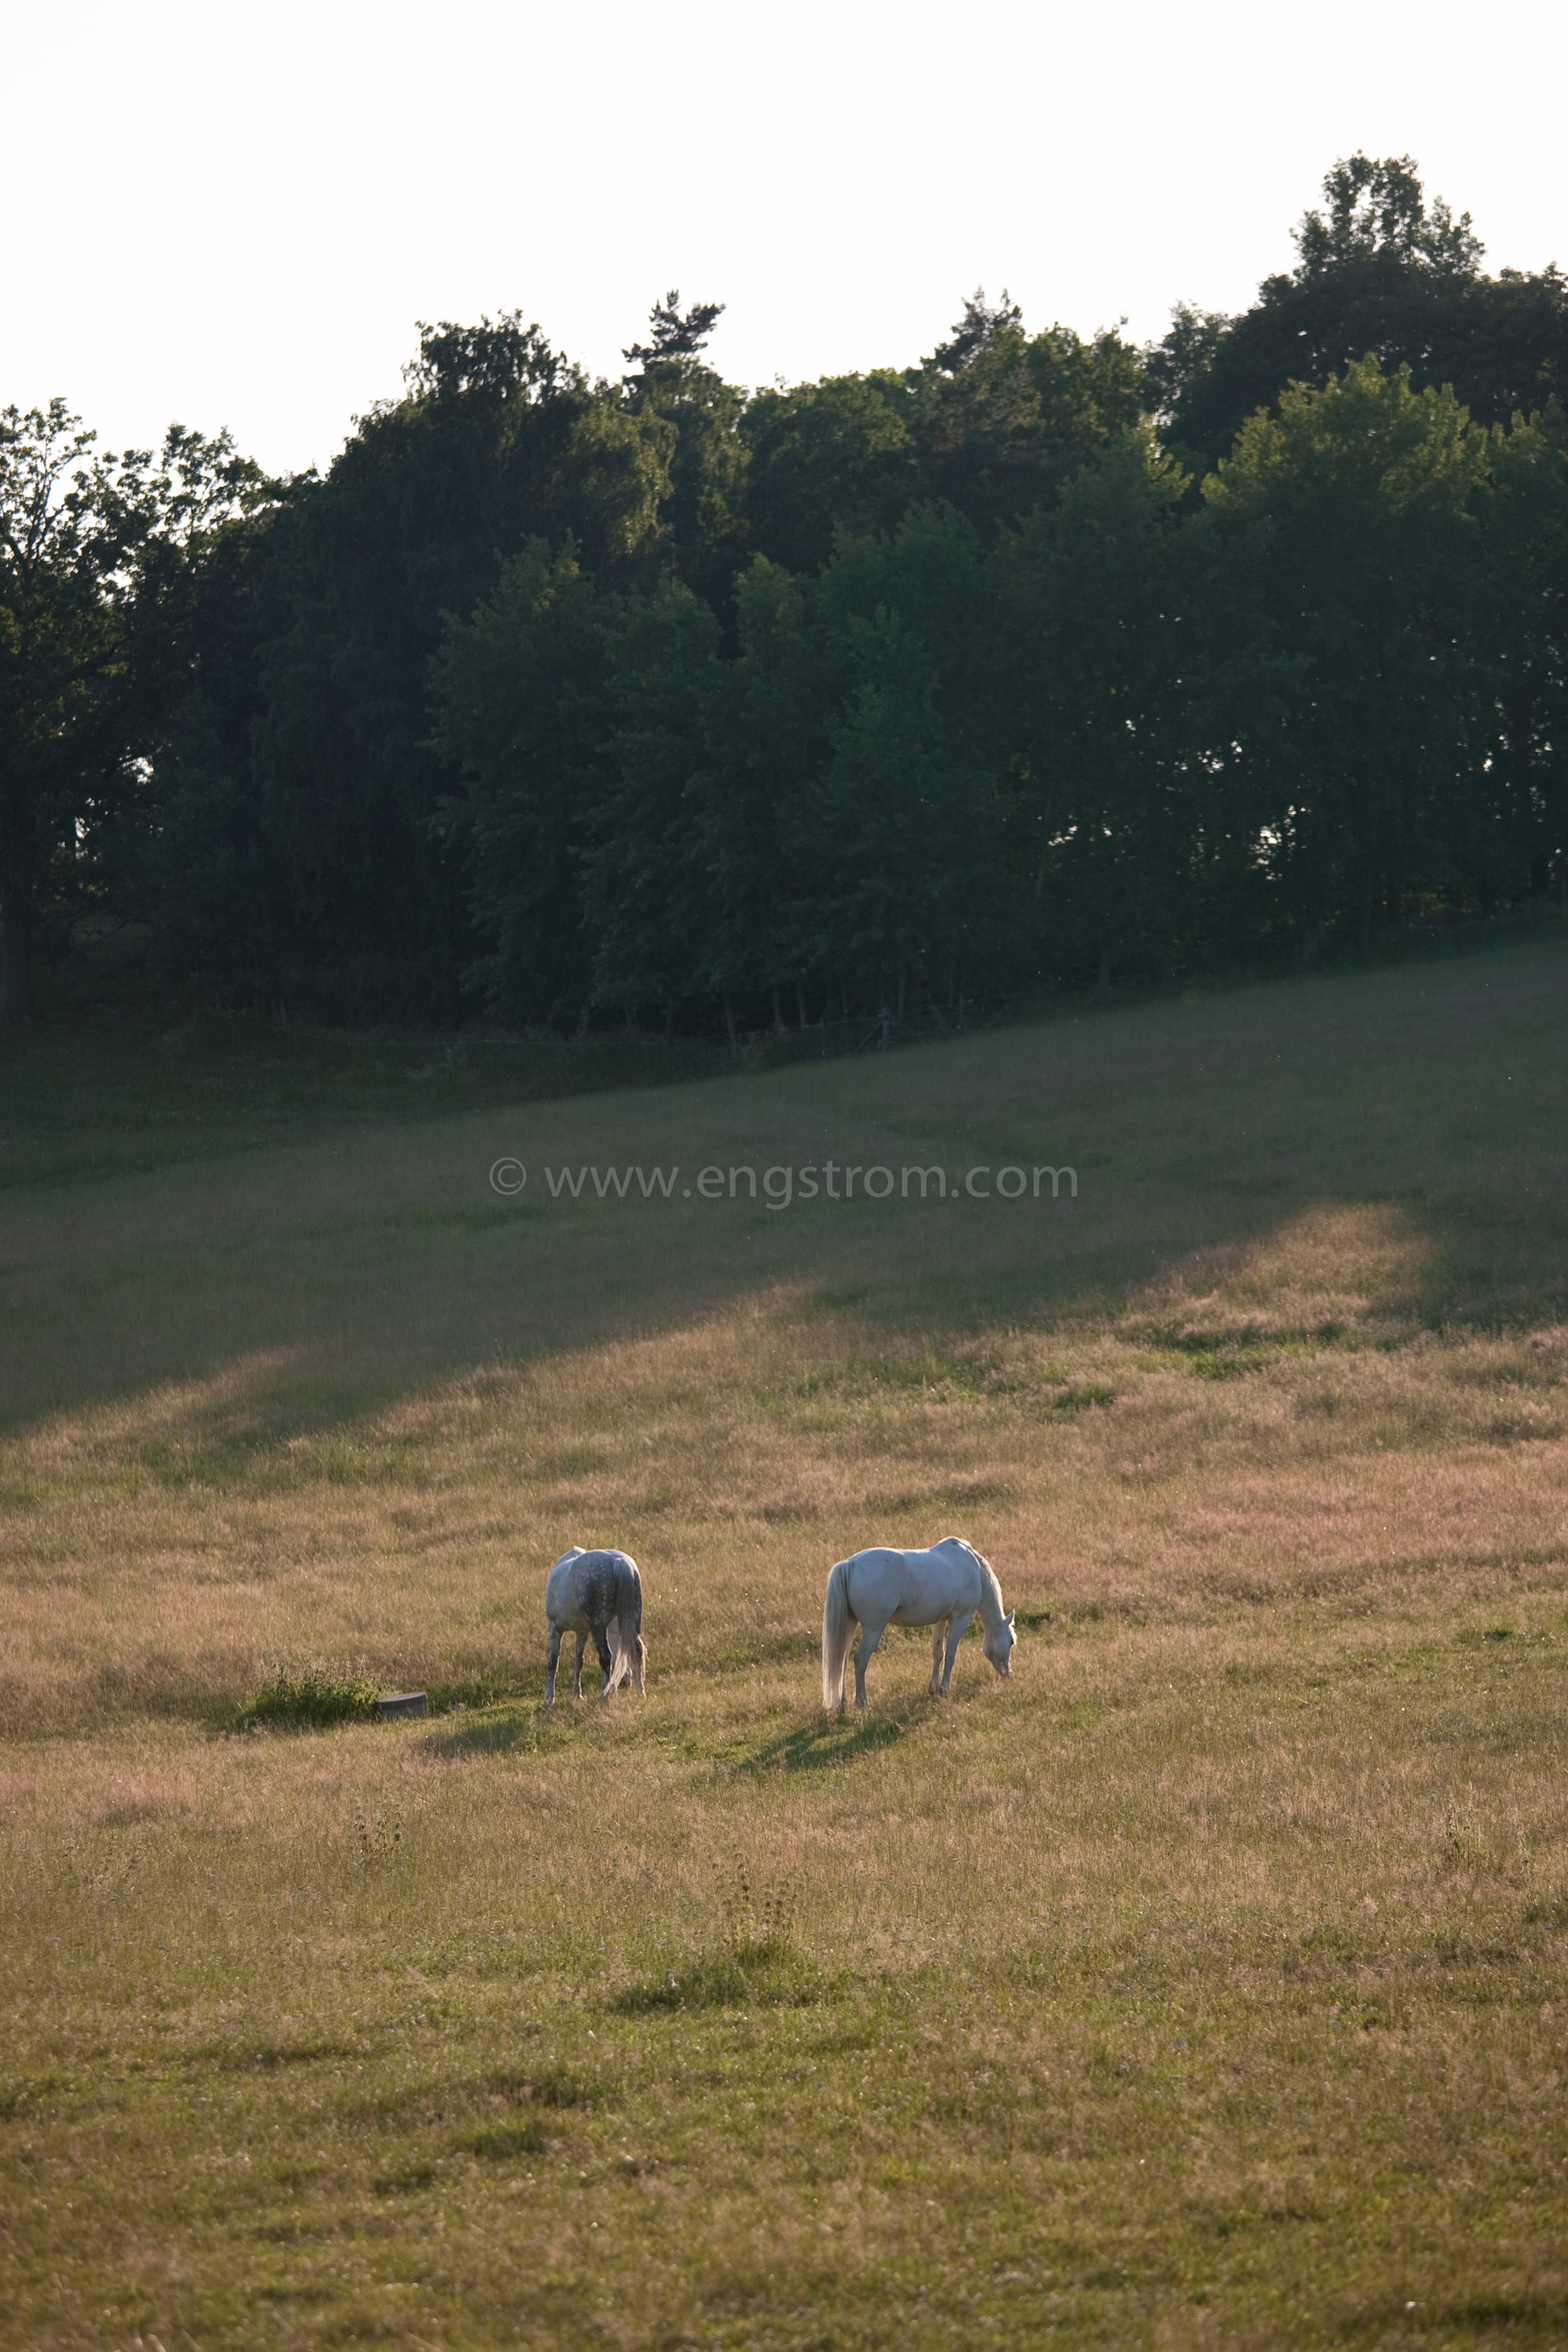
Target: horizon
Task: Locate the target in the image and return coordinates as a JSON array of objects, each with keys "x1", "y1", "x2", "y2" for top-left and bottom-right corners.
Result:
[{"x1": 8, "y1": 0, "x2": 1566, "y2": 480}]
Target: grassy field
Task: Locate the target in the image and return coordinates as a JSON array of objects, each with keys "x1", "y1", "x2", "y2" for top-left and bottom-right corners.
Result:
[{"x1": 2, "y1": 938, "x2": 1567, "y2": 2351}]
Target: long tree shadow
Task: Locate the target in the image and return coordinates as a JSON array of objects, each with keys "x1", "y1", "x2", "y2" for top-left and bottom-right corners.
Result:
[{"x1": 0, "y1": 939, "x2": 1560, "y2": 1457}]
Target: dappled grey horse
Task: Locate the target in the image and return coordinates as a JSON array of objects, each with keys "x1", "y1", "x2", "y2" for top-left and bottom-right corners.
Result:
[{"x1": 544, "y1": 1546, "x2": 647, "y2": 1703}]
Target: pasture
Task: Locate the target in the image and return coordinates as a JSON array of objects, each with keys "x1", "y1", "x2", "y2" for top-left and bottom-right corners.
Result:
[{"x1": 2, "y1": 940, "x2": 1567, "y2": 2351}]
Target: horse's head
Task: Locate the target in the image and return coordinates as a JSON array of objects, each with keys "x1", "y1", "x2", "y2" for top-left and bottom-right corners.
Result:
[{"x1": 983, "y1": 1611, "x2": 1016, "y2": 1679}]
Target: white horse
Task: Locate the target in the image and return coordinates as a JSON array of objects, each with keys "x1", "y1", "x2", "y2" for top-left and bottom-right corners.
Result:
[
  {"x1": 822, "y1": 1536, "x2": 1016, "y2": 1712},
  {"x1": 544, "y1": 1547, "x2": 647, "y2": 1704}
]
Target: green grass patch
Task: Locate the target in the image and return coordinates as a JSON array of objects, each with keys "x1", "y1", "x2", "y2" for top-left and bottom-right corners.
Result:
[
  {"x1": 612, "y1": 1942, "x2": 824, "y2": 2013},
  {"x1": 237, "y1": 1661, "x2": 381, "y2": 1730}
]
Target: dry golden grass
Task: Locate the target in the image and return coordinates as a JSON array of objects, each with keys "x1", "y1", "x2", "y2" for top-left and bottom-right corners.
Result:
[{"x1": 2, "y1": 939, "x2": 1567, "y2": 2348}]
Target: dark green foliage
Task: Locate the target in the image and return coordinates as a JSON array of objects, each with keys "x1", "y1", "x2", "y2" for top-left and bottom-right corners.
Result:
[
  {"x1": 1152, "y1": 153, "x2": 1568, "y2": 473},
  {"x1": 807, "y1": 509, "x2": 1011, "y2": 1004},
  {"x1": 0, "y1": 404, "x2": 266, "y2": 1022},
  {"x1": 621, "y1": 291, "x2": 750, "y2": 608},
  {"x1": 133, "y1": 516, "x2": 294, "y2": 1003},
  {"x1": 23, "y1": 161, "x2": 1568, "y2": 1036},
  {"x1": 584, "y1": 578, "x2": 725, "y2": 1019},
  {"x1": 1194, "y1": 359, "x2": 1495, "y2": 957},
  {"x1": 427, "y1": 539, "x2": 608, "y2": 1025},
  {"x1": 245, "y1": 316, "x2": 590, "y2": 1021},
  {"x1": 992, "y1": 433, "x2": 1192, "y2": 984},
  {"x1": 912, "y1": 292, "x2": 1150, "y2": 532},
  {"x1": 743, "y1": 372, "x2": 915, "y2": 574}
]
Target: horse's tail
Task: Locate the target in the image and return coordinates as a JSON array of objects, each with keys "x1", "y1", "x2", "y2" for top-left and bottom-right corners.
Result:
[
  {"x1": 620, "y1": 1563, "x2": 646, "y2": 1693},
  {"x1": 619, "y1": 1562, "x2": 643, "y2": 1643},
  {"x1": 822, "y1": 1558, "x2": 855, "y2": 1712}
]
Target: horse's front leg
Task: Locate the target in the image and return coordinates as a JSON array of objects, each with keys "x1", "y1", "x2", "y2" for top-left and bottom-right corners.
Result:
[
  {"x1": 940, "y1": 1612, "x2": 973, "y2": 1694},
  {"x1": 853, "y1": 1620, "x2": 887, "y2": 1710},
  {"x1": 591, "y1": 1619, "x2": 614, "y2": 1701},
  {"x1": 929, "y1": 1620, "x2": 948, "y2": 1695},
  {"x1": 572, "y1": 1630, "x2": 587, "y2": 1700},
  {"x1": 545, "y1": 1622, "x2": 562, "y2": 1707}
]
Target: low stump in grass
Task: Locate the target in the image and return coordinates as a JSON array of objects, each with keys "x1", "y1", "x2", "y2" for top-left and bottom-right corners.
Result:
[{"x1": 377, "y1": 1691, "x2": 428, "y2": 1720}]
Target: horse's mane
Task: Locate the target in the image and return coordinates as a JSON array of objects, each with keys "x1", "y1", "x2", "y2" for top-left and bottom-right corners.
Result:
[
  {"x1": 977, "y1": 1552, "x2": 1003, "y2": 1609},
  {"x1": 940, "y1": 1534, "x2": 1002, "y2": 1608}
]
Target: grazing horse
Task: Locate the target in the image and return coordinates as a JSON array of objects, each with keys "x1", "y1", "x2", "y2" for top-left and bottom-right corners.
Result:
[
  {"x1": 544, "y1": 1547, "x2": 647, "y2": 1704},
  {"x1": 822, "y1": 1536, "x2": 1016, "y2": 1712}
]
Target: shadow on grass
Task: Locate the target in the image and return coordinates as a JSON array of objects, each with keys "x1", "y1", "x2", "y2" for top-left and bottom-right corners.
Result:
[
  {"x1": 456, "y1": 2122, "x2": 543, "y2": 2161},
  {"x1": 485, "y1": 2062, "x2": 603, "y2": 2107},
  {"x1": 1370, "y1": 2291, "x2": 1568, "y2": 2338},
  {"x1": 5, "y1": 937, "x2": 1564, "y2": 1470},
  {"x1": 730, "y1": 1700, "x2": 932, "y2": 1777},
  {"x1": 0, "y1": 1004, "x2": 731, "y2": 1199},
  {"x1": 421, "y1": 1692, "x2": 659, "y2": 1759},
  {"x1": 707, "y1": 1629, "x2": 820, "y2": 1675},
  {"x1": 421, "y1": 1702, "x2": 543, "y2": 1759},
  {"x1": 372, "y1": 2162, "x2": 437, "y2": 2196},
  {"x1": 191, "y1": 2037, "x2": 364, "y2": 2072},
  {"x1": 452, "y1": 2065, "x2": 605, "y2": 2154},
  {"x1": 611, "y1": 1941, "x2": 824, "y2": 2013}
]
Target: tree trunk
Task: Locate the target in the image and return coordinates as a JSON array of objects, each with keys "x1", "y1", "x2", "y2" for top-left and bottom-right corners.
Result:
[{"x1": 0, "y1": 889, "x2": 34, "y2": 1025}]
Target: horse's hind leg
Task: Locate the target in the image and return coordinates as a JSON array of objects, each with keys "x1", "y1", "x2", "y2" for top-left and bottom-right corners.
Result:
[
  {"x1": 929, "y1": 1621, "x2": 947, "y2": 1695},
  {"x1": 853, "y1": 1620, "x2": 887, "y2": 1710},
  {"x1": 572, "y1": 1630, "x2": 587, "y2": 1700},
  {"x1": 606, "y1": 1613, "x2": 628, "y2": 1692},
  {"x1": 591, "y1": 1619, "x2": 614, "y2": 1701},
  {"x1": 940, "y1": 1612, "x2": 973, "y2": 1694},
  {"x1": 545, "y1": 1623, "x2": 562, "y2": 1707}
]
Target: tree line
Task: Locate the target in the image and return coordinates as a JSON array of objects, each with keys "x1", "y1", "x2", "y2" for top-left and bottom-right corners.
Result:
[{"x1": 3, "y1": 154, "x2": 1565, "y2": 1033}]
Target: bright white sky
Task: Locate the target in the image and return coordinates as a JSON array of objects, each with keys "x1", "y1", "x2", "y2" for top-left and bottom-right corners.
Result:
[{"x1": 8, "y1": 0, "x2": 1566, "y2": 481}]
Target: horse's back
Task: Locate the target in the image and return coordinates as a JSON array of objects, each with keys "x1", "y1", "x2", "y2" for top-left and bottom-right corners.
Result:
[
  {"x1": 847, "y1": 1539, "x2": 981, "y2": 1626},
  {"x1": 546, "y1": 1545, "x2": 639, "y2": 1628}
]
